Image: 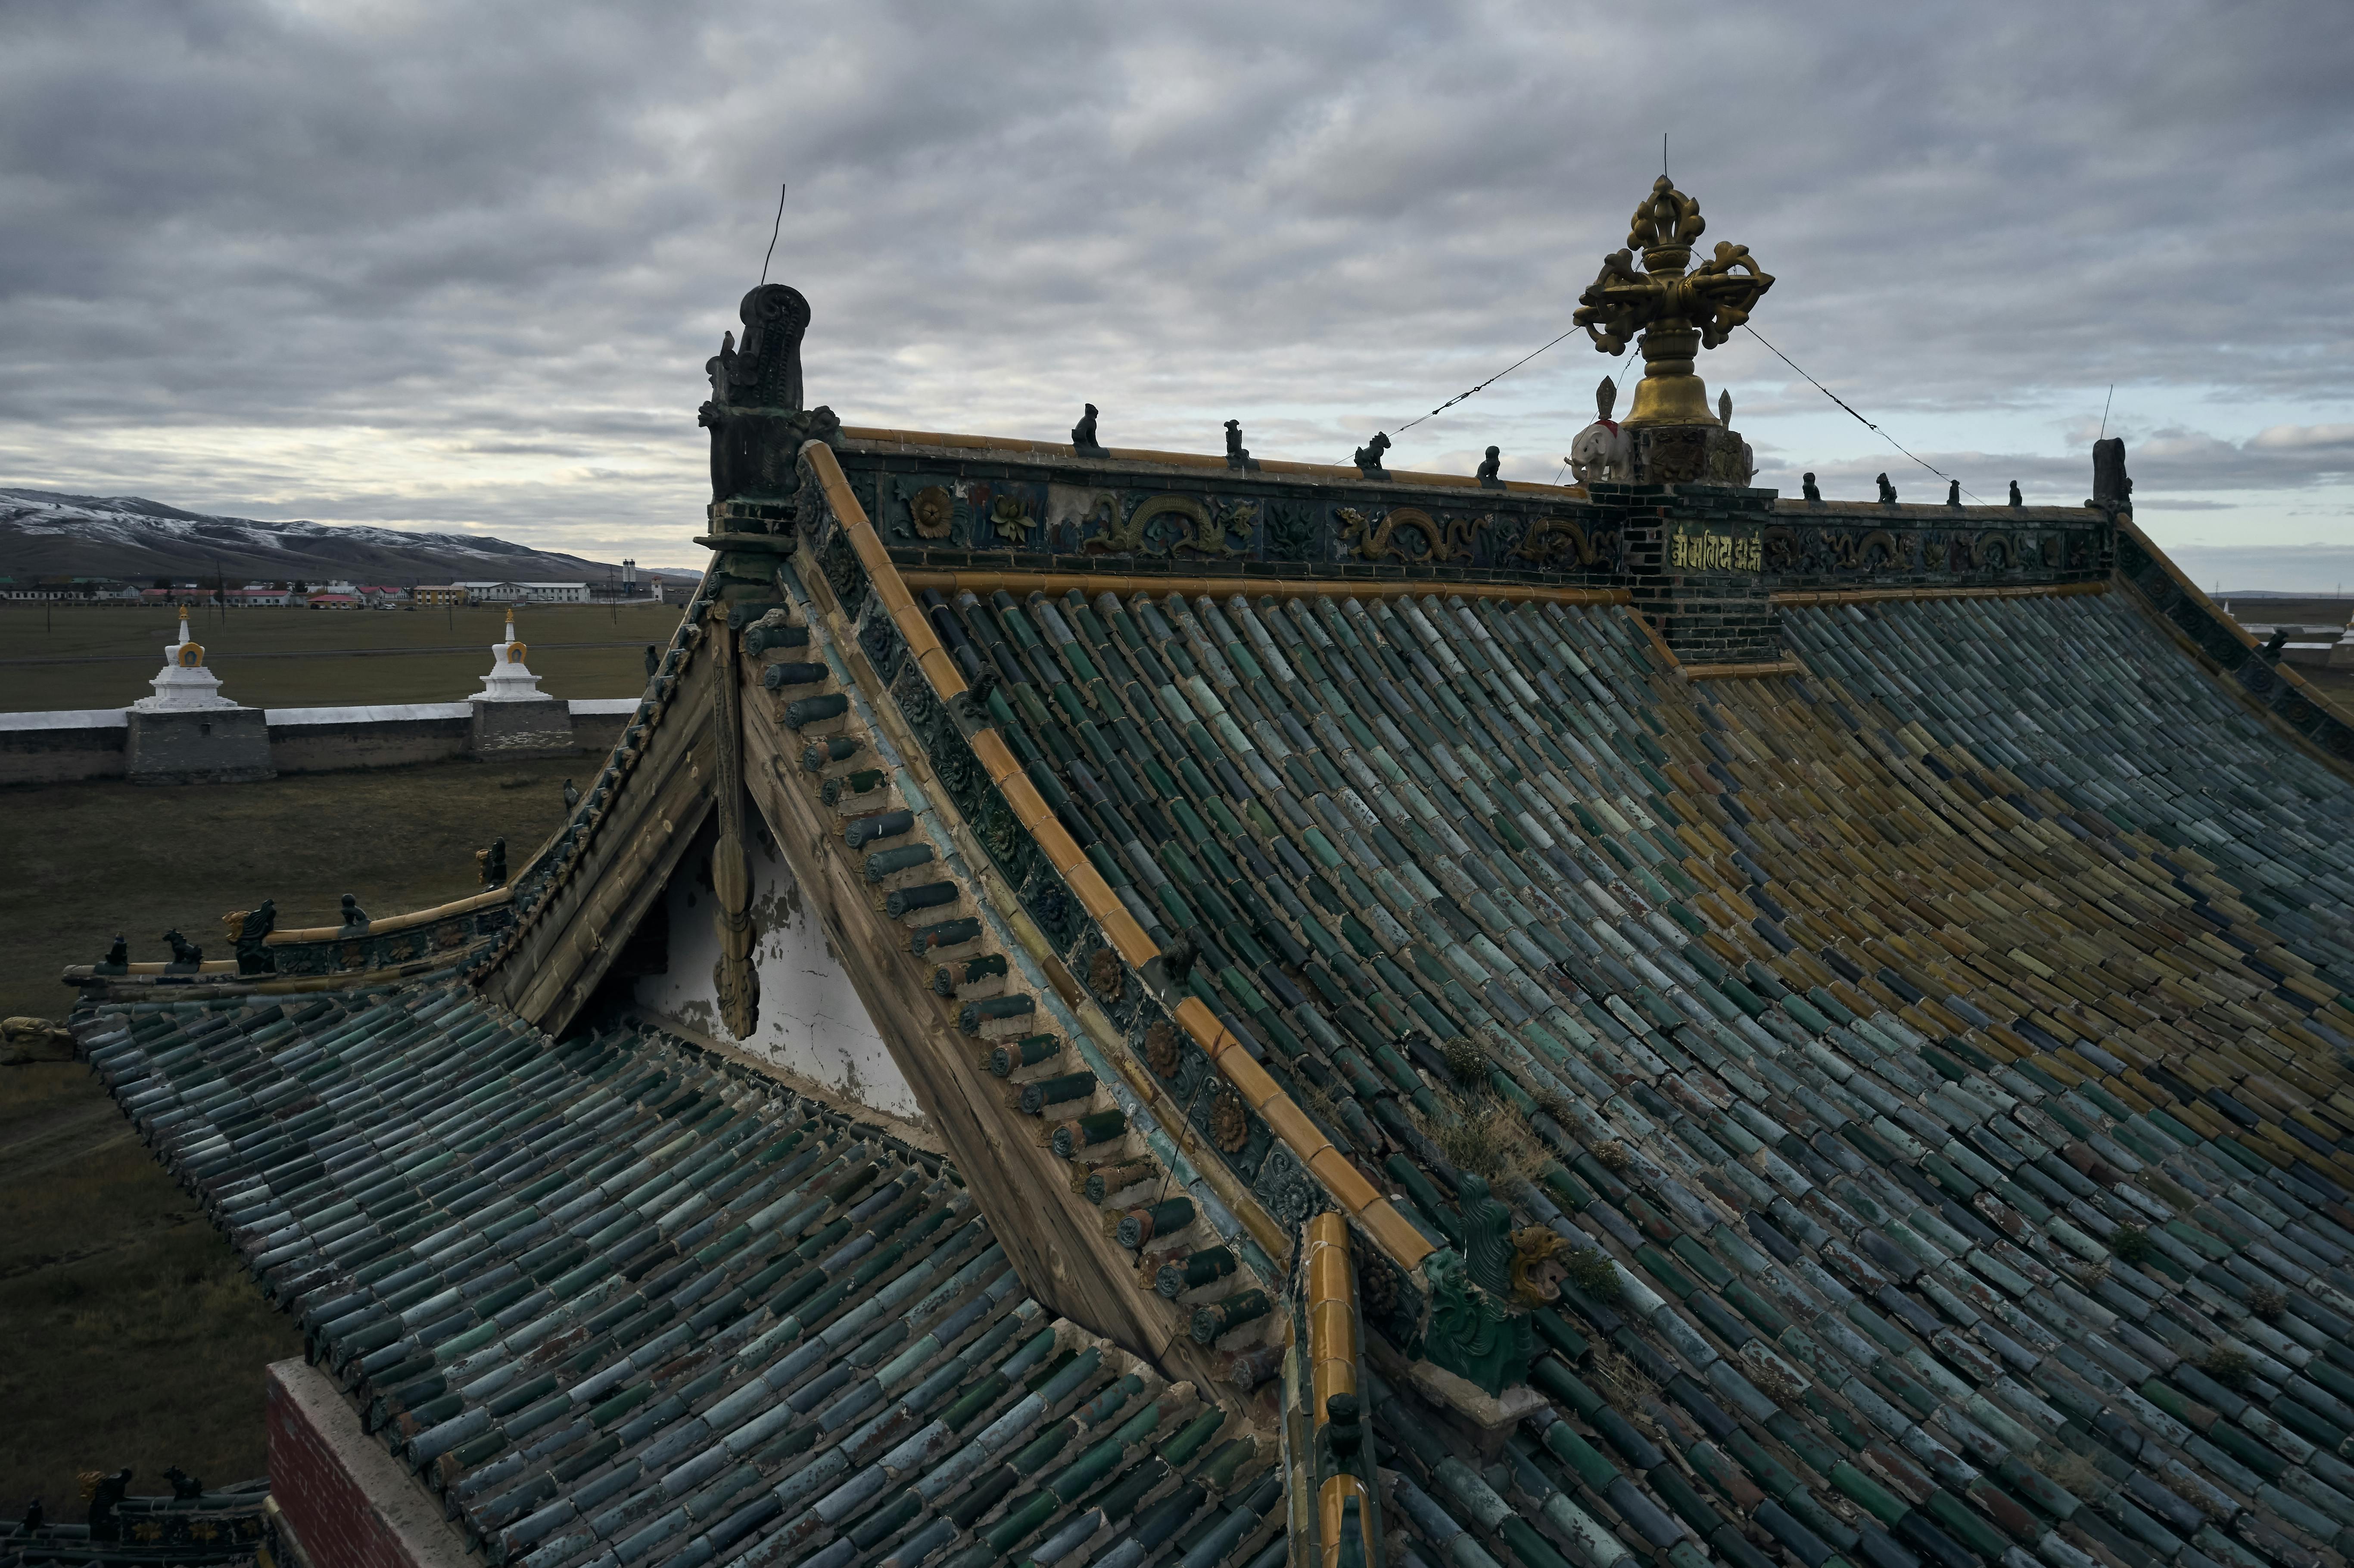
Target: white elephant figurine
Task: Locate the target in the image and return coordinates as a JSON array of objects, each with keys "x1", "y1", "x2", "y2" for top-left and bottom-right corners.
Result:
[{"x1": 1567, "y1": 420, "x2": 1629, "y2": 485}]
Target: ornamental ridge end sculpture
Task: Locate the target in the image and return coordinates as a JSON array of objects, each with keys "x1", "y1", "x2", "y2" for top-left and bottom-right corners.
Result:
[{"x1": 1572, "y1": 174, "x2": 1773, "y2": 429}]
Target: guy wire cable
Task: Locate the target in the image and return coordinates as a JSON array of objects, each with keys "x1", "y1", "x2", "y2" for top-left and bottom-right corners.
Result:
[{"x1": 1742, "y1": 323, "x2": 1983, "y2": 501}]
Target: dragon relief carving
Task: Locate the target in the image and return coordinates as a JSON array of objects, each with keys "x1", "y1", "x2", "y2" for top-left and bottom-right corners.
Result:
[
  {"x1": 1510, "y1": 515, "x2": 1608, "y2": 569},
  {"x1": 1336, "y1": 505, "x2": 1481, "y2": 565},
  {"x1": 1182, "y1": 499, "x2": 1258, "y2": 557},
  {"x1": 1084, "y1": 495, "x2": 1255, "y2": 557}
]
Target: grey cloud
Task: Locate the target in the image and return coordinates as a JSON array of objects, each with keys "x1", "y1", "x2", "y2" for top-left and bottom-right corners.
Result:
[
  {"x1": 1754, "y1": 419, "x2": 2354, "y2": 509},
  {"x1": 1, "y1": 0, "x2": 2350, "y2": 553}
]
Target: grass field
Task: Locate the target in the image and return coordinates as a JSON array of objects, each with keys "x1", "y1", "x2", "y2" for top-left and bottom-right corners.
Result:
[
  {"x1": 0, "y1": 602, "x2": 681, "y2": 709},
  {"x1": 0, "y1": 1060, "x2": 302, "y2": 1512},
  {"x1": 0, "y1": 755, "x2": 582, "y2": 1511}
]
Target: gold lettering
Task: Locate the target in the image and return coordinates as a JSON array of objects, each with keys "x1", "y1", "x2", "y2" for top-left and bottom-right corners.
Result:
[{"x1": 1671, "y1": 526, "x2": 1765, "y2": 572}]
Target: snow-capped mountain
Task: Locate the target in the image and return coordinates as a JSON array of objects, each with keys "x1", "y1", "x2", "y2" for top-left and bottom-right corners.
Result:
[{"x1": 0, "y1": 488, "x2": 638, "y2": 584}]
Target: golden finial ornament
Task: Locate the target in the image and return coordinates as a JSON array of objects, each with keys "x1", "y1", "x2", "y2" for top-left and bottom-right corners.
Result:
[{"x1": 1572, "y1": 175, "x2": 1773, "y2": 428}]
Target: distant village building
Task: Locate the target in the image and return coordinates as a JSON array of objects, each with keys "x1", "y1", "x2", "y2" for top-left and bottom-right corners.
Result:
[
  {"x1": 224, "y1": 584, "x2": 291, "y2": 607},
  {"x1": 584, "y1": 557, "x2": 657, "y2": 600},
  {"x1": 2, "y1": 576, "x2": 139, "y2": 601},
  {"x1": 450, "y1": 579, "x2": 592, "y2": 604},
  {"x1": 412, "y1": 583, "x2": 468, "y2": 606},
  {"x1": 298, "y1": 583, "x2": 401, "y2": 609}
]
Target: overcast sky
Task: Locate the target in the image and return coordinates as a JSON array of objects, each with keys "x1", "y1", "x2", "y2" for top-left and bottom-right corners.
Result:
[{"x1": 4, "y1": 0, "x2": 2350, "y2": 588}]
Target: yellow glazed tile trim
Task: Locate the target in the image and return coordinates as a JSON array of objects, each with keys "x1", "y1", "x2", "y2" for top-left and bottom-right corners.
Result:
[
  {"x1": 800, "y1": 441, "x2": 1436, "y2": 1269},
  {"x1": 1302, "y1": 1210, "x2": 1358, "y2": 1444},
  {"x1": 1308, "y1": 1205, "x2": 1374, "y2": 1563},
  {"x1": 268, "y1": 885, "x2": 513, "y2": 944},
  {"x1": 1318, "y1": 1475, "x2": 1370, "y2": 1568},
  {"x1": 1681, "y1": 658, "x2": 1809, "y2": 681}
]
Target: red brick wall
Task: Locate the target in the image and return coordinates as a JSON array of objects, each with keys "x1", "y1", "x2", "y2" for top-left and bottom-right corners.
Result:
[{"x1": 265, "y1": 1360, "x2": 466, "y2": 1568}]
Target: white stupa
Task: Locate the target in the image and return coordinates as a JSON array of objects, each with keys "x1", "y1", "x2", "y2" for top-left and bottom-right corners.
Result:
[
  {"x1": 468, "y1": 607, "x2": 571, "y2": 753},
  {"x1": 475, "y1": 610, "x2": 547, "y2": 702},
  {"x1": 132, "y1": 610, "x2": 239, "y2": 712}
]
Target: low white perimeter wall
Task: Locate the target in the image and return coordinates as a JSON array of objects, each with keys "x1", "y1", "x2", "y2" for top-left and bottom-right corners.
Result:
[
  {"x1": 635, "y1": 808, "x2": 923, "y2": 1126},
  {"x1": 0, "y1": 697, "x2": 643, "y2": 784}
]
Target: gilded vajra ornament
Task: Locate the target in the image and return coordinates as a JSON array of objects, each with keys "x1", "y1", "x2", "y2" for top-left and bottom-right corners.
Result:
[{"x1": 1572, "y1": 176, "x2": 1773, "y2": 429}]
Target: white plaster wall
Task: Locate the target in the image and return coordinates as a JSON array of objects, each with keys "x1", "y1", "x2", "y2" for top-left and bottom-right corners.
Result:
[{"x1": 635, "y1": 803, "x2": 923, "y2": 1124}]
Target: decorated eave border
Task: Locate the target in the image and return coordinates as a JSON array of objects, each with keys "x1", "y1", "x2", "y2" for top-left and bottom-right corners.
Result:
[
  {"x1": 789, "y1": 442, "x2": 1447, "y2": 1331},
  {"x1": 827, "y1": 439, "x2": 2116, "y2": 593},
  {"x1": 1747, "y1": 512, "x2": 2110, "y2": 581},
  {"x1": 830, "y1": 442, "x2": 1628, "y2": 579}
]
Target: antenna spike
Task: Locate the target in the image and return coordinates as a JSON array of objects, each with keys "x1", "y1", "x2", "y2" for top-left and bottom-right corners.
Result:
[{"x1": 759, "y1": 181, "x2": 788, "y2": 288}]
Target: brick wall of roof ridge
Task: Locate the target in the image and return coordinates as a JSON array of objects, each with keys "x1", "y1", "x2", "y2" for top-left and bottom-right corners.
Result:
[{"x1": 72, "y1": 988, "x2": 1291, "y2": 1568}]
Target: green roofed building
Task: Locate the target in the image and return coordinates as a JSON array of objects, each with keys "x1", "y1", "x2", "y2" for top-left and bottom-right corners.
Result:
[{"x1": 47, "y1": 172, "x2": 2354, "y2": 1568}]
